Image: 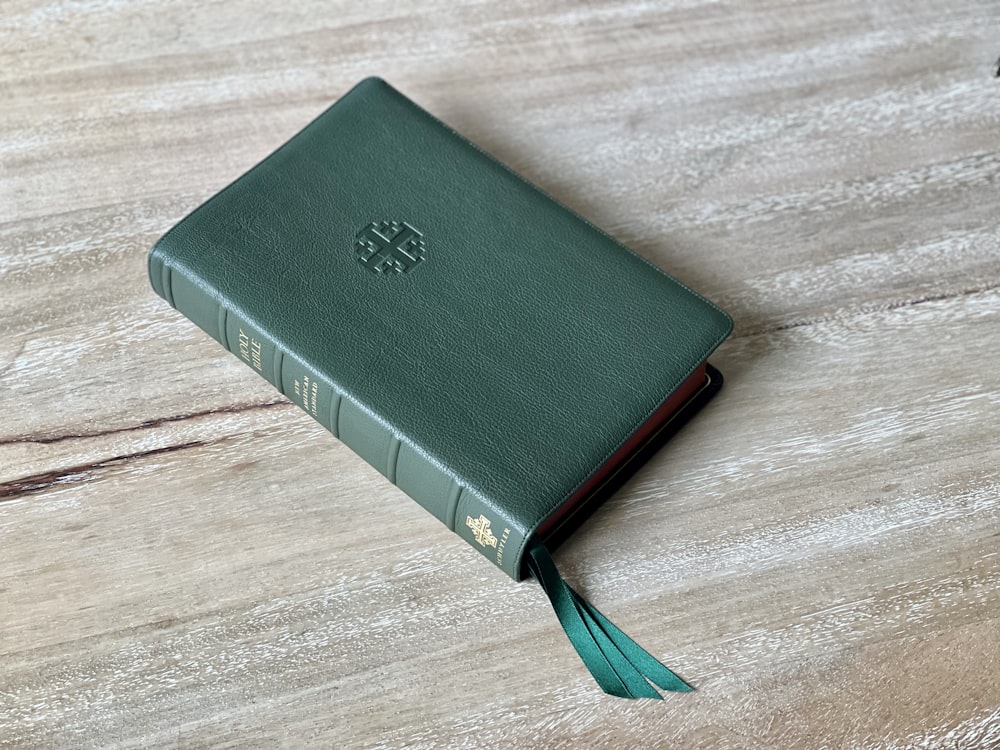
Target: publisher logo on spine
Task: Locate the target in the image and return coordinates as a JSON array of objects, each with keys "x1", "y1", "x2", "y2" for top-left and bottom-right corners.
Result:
[
  {"x1": 466, "y1": 514, "x2": 498, "y2": 548},
  {"x1": 355, "y1": 221, "x2": 425, "y2": 275}
]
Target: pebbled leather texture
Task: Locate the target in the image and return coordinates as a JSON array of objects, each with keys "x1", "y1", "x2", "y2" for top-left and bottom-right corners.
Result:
[{"x1": 149, "y1": 78, "x2": 733, "y2": 580}]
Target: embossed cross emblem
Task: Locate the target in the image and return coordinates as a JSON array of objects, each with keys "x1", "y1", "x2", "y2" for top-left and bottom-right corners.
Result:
[
  {"x1": 466, "y1": 514, "x2": 498, "y2": 548},
  {"x1": 355, "y1": 221, "x2": 426, "y2": 274}
]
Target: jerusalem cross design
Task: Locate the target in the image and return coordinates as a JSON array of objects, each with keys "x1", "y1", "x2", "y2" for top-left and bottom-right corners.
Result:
[
  {"x1": 466, "y1": 514, "x2": 498, "y2": 548},
  {"x1": 355, "y1": 221, "x2": 426, "y2": 275}
]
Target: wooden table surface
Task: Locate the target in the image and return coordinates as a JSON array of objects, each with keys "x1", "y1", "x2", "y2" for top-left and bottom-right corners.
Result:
[{"x1": 2, "y1": 1, "x2": 998, "y2": 747}]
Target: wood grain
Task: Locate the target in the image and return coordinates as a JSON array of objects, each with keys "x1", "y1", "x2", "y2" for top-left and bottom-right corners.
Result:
[{"x1": 1, "y1": 1, "x2": 998, "y2": 747}]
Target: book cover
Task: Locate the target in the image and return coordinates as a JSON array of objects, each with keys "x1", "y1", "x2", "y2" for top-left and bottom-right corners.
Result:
[{"x1": 148, "y1": 78, "x2": 732, "y2": 697}]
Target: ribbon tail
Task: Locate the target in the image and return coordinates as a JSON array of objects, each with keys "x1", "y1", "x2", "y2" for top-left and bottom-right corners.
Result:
[
  {"x1": 526, "y1": 541, "x2": 693, "y2": 699},
  {"x1": 570, "y1": 585, "x2": 693, "y2": 693}
]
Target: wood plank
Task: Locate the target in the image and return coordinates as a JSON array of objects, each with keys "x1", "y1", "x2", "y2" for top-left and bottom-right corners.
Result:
[{"x1": 2, "y1": 288, "x2": 996, "y2": 746}]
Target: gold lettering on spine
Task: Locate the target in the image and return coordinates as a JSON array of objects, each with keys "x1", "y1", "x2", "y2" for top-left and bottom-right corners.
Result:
[
  {"x1": 496, "y1": 527, "x2": 511, "y2": 567},
  {"x1": 293, "y1": 375, "x2": 320, "y2": 417},
  {"x1": 238, "y1": 329, "x2": 250, "y2": 363},
  {"x1": 250, "y1": 337, "x2": 263, "y2": 371}
]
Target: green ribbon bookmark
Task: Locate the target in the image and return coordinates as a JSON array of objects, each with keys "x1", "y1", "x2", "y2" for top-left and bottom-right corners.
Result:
[{"x1": 526, "y1": 541, "x2": 693, "y2": 699}]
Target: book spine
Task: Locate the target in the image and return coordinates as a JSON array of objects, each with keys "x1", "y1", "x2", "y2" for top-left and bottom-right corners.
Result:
[
  {"x1": 149, "y1": 250, "x2": 346, "y2": 437},
  {"x1": 148, "y1": 249, "x2": 529, "y2": 579}
]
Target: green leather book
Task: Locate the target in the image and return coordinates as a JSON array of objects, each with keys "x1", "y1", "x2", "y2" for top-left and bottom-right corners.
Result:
[{"x1": 149, "y1": 78, "x2": 732, "y2": 699}]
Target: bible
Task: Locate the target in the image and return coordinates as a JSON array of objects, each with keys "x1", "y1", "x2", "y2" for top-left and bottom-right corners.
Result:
[{"x1": 148, "y1": 78, "x2": 732, "y2": 698}]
